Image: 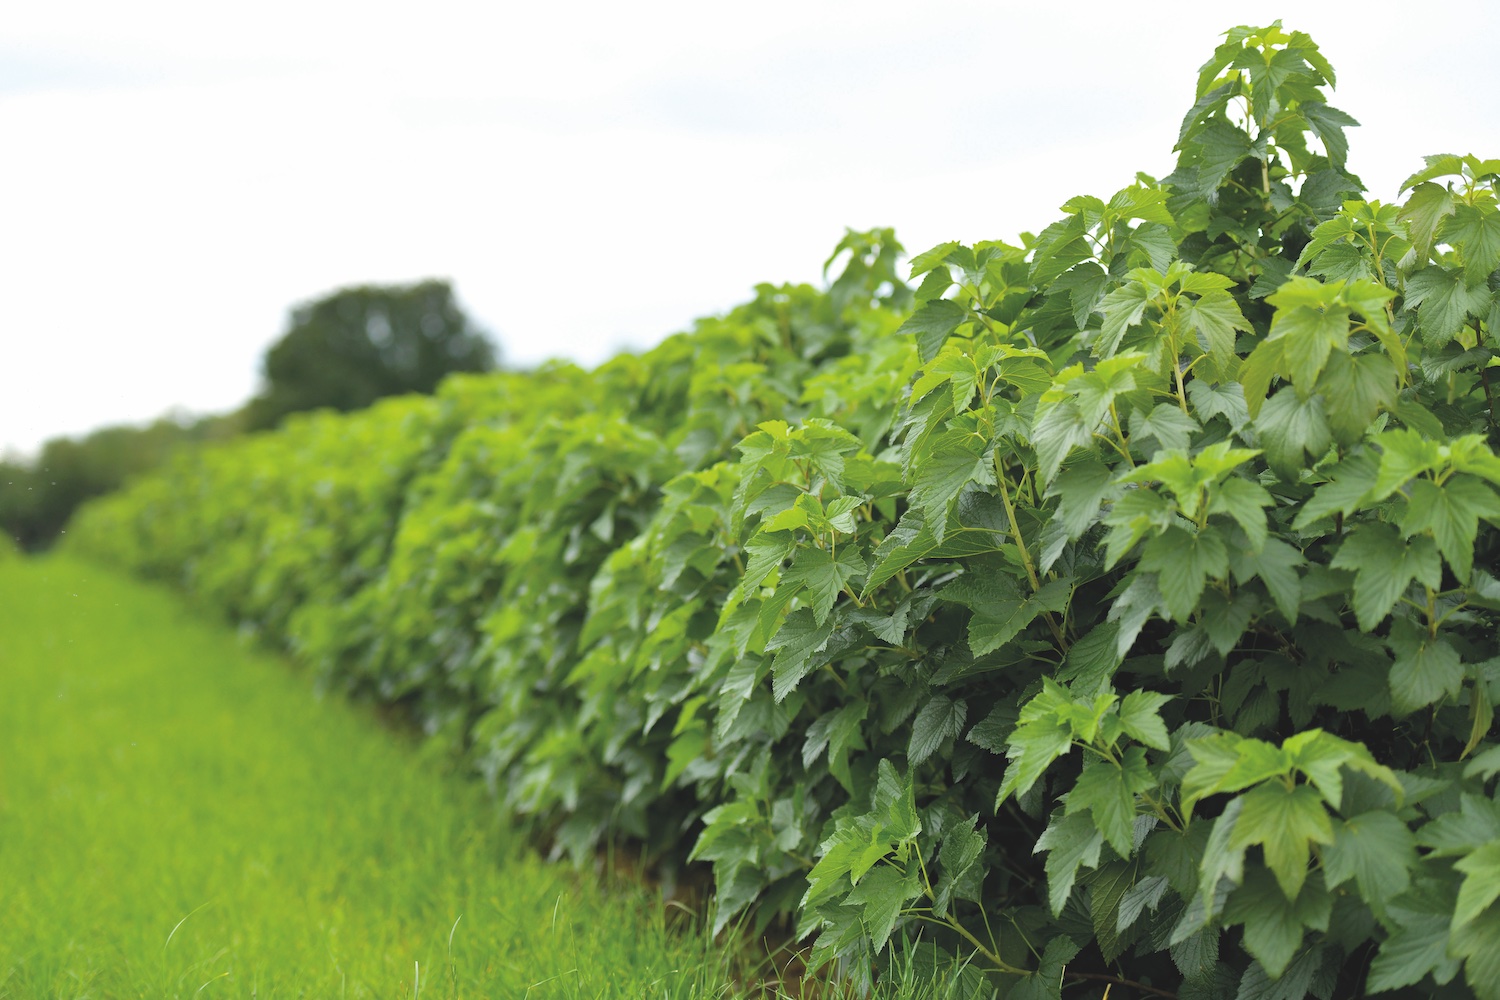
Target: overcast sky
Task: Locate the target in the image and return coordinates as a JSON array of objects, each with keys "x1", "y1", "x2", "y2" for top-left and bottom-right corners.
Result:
[{"x1": 3, "y1": 1, "x2": 1497, "y2": 457}]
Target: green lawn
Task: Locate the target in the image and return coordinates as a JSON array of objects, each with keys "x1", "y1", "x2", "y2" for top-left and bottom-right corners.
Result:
[{"x1": 0, "y1": 556, "x2": 741, "y2": 998}]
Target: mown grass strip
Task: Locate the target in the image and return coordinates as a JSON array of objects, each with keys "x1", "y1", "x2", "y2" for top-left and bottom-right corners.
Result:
[{"x1": 0, "y1": 556, "x2": 738, "y2": 998}]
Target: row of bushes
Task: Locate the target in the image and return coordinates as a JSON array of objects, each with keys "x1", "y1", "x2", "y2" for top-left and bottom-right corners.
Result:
[{"x1": 72, "y1": 24, "x2": 1500, "y2": 999}]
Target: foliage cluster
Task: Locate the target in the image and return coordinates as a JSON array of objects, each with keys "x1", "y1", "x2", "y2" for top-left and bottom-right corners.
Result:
[
  {"x1": 71, "y1": 25, "x2": 1500, "y2": 999},
  {"x1": 0, "y1": 411, "x2": 240, "y2": 551}
]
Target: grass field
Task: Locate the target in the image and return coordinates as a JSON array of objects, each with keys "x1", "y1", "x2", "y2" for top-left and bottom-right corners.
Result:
[{"x1": 0, "y1": 555, "x2": 748, "y2": 998}]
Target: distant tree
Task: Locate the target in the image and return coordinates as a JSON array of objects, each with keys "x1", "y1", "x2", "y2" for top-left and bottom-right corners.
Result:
[
  {"x1": 244, "y1": 280, "x2": 497, "y2": 431},
  {"x1": 0, "y1": 412, "x2": 240, "y2": 551}
]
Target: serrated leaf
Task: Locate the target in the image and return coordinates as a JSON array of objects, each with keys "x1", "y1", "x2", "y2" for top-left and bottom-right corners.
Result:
[
  {"x1": 783, "y1": 544, "x2": 867, "y2": 625},
  {"x1": 1404, "y1": 267, "x2": 1491, "y2": 346},
  {"x1": 1032, "y1": 399, "x2": 1095, "y2": 486},
  {"x1": 1188, "y1": 378, "x2": 1251, "y2": 430},
  {"x1": 908, "y1": 695, "x2": 968, "y2": 765},
  {"x1": 897, "y1": 299, "x2": 970, "y2": 362},
  {"x1": 844, "y1": 864, "x2": 916, "y2": 954},
  {"x1": 766, "y1": 609, "x2": 836, "y2": 701},
  {"x1": 1035, "y1": 809, "x2": 1103, "y2": 916},
  {"x1": 1292, "y1": 449, "x2": 1378, "y2": 528},
  {"x1": 1254, "y1": 387, "x2": 1332, "y2": 481},
  {"x1": 956, "y1": 576, "x2": 1071, "y2": 657},
  {"x1": 1056, "y1": 621, "x2": 1124, "y2": 693},
  {"x1": 1208, "y1": 476, "x2": 1272, "y2": 552},
  {"x1": 908, "y1": 241, "x2": 961, "y2": 278},
  {"x1": 1453, "y1": 841, "x2": 1500, "y2": 931},
  {"x1": 1227, "y1": 536, "x2": 1304, "y2": 623},
  {"x1": 1183, "y1": 289, "x2": 1250, "y2": 374},
  {"x1": 1232, "y1": 782, "x2": 1334, "y2": 901},
  {"x1": 1140, "y1": 525, "x2": 1229, "y2": 623},
  {"x1": 1329, "y1": 523, "x2": 1442, "y2": 630},
  {"x1": 1445, "y1": 204, "x2": 1500, "y2": 285},
  {"x1": 1380, "y1": 620, "x2": 1464, "y2": 716},
  {"x1": 1222, "y1": 869, "x2": 1331, "y2": 977},
  {"x1": 1047, "y1": 458, "x2": 1118, "y2": 542},
  {"x1": 1097, "y1": 280, "x2": 1153, "y2": 357},
  {"x1": 1268, "y1": 297, "x2": 1350, "y2": 390},
  {"x1": 1118, "y1": 874, "x2": 1171, "y2": 934},
  {"x1": 1317, "y1": 350, "x2": 1396, "y2": 445},
  {"x1": 933, "y1": 819, "x2": 986, "y2": 916},
  {"x1": 1066, "y1": 746, "x2": 1155, "y2": 856},
  {"x1": 909, "y1": 438, "x2": 993, "y2": 537},
  {"x1": 1321, "y1": 810, "x2": 1415, "y2": 916},
  {"x1": 1119, "y1": 691, "x2": 1173, "y2": 750},
  {"x1": 1401, "y1": 476, "x2": 1500, "y2": 582},
  {"x1": 1129, "y1": 404, "x2": 1200, "y2": 454},
  {"x1": 1400, "y1": 182, "x2": 1456, "y2": 264}
]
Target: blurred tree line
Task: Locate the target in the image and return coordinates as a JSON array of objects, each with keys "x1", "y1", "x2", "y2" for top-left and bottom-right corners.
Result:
[{"x1": 3, "y1": 280, "x2": 497, "y2": 551}]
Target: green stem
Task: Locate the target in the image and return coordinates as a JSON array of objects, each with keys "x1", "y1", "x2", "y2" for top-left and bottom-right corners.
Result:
[{"x1": 994, "y1": 454, "x2": 1070, "y2": 651}]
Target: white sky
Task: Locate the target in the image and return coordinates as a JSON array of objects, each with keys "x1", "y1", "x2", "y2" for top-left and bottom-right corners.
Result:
[{"x1": 3, "y1": 1, "x2": 1497, "y2": 457}]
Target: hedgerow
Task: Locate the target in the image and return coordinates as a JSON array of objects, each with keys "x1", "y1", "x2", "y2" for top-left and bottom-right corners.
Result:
[{"x1": 71, "y1": 23, "x2": 1500, "y2": 999}]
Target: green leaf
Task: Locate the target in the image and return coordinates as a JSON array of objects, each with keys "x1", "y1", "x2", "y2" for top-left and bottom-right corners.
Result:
[
  {"x1": 862, "y1": 511, "x2": 1004, "y2": 597},
  {"x1": 1222, "y1": 869, "x2": 1331, "y2": 979},
  {"x1": 1267, "y1": 295, "x2": 1350, "y2": 390},
  {"x1": 1404, "y1": 267, "x2": 1491, "y2": 346},
  {"x1": 844, "y1": 864, "x2": 917, "y2": 953},
  {"x1": 897, "y1": 299, "x2": 970, "y2": 362},
  {"x1": 945, "y1": 575, "x2": 1071, "y2": 657},
  {"x1": 1418, "y1": 794, "x2": 1500, "y2": 857},
  {"x1": 1454, "y1": 841, "x2": 1500, "y2": 931},
  {"x1": 1140, "y1": 525, "x2": 1229, "y2": 623},
  {"x1": 908, "y1": 241, "x2": 961, "y2": 278},
  {"x1": 1302, "y1": 100, "x2": 1358, "y2": 167},
  {"x1": 1368, "y1": 905, "x2": 1458, "y2": 995},
  {"x1": 1047, "y1": 459, "x2": 1118, "y2": 541},
  {"x1": 1182, "y1": 289, "x2": 1250, "y2": 375},
  {"x1": 1119, "y1": 691, "x2": 1172, "y2": 750},
  {"x1": 1400, "y1": 182, "x2": 1456, "y2": 264},
  {"x1": 1321, "y1": 810, "x2": 1415, "y2": 915},
  {"x1": 1227, "y1": 537, "x2": 1305, "y2": 623},
  {"x1": 783, "y1": 544, "x2": 867, "y2": 626},
  {"x1": 1208, "y1": 476, "x2": 1272, "y2": 552},
  {"x1": 1067, "y1": 747, "x2": 1155, "y2": 857},
  {"x1": 997, "y1": 681, "x2": 1086, "y2": 805},
  {"x1": 1188, "y1": 378, "x2": 1251, "y2": 430},
  {"x1": 1401, "y1": 476, "x2": 1500, "y2": 582},
  {"x1": 910, "y1": 348, "x2": 983, "y2": 410},
  {"x1": 1229, "y1": 782, "x2": 1334, "y2": 900},
  {"x1": 1445, "y1": 204, "x2": 1500, "y2": 285},
  {"x1": 1452, "y1": 903, "x2": 1500, "y2": 1000},
  {"x1": 908, "y1": 695, "x2": 967, "y2": 765},
  {"x1": 1097, "y1": 281, "x2": 1153, "y2": 357},
  {"x1": 766, "y1": 609, "x2": 836, "y2": 701},
  {"x1": 1032, "y1": 399, "x2": 1095, "y2": 486},
  {"x1": 1129, "y1": 404, "x2": 1200, "y2": 454},
  {"x1": 1292, "y1": 448, "x2": 1378, "y2": 528},
  {"x1": 909, "y1": 438, "x2": 994, "y2": 537},
  {"x1": 1316, "y1": 350, "x2": 1396, "y2": 446},
  {"x1": 1254, "y1": 387, "x2": 1332, "y2": 481},
  {"x1": 1387, "y1": 620, "x2": 1464, "y2": 716},
  {"x1": 1056, "y1": 621, "x2": 1124, "y2": 692},
  {"x1": 1035, "y1": 809, "x2": 1103, "y2": 916},
  {"x1": 1329, "y1": 523, "x2": 1442, "y2": 630},
  {"x1": 933, "y1": 819, "x2": 986, "y2": 916},
  {"x1": 1372, "y1": 428, "x2": 1444, "y2": 500}
]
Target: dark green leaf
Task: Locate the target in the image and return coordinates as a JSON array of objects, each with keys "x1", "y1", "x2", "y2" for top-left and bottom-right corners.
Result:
[
  {"x1": 1329, "y1": 523, "x2": 1442, "y2": 630},
  {"x1": 1254, "y1": 387, "x2": 1332, "y2": 481},
  {"x1": 908, "y1": 695, "x2": 968, "y2": 765},
  {"x1": 766, "y1": 609, "x2": 836, "y2": 701}
]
